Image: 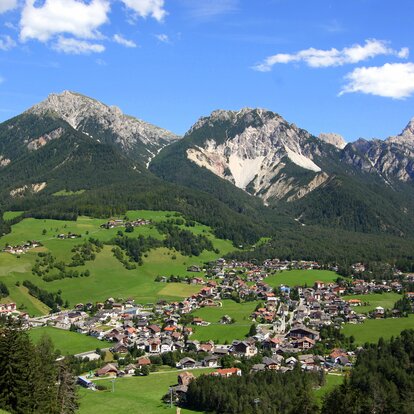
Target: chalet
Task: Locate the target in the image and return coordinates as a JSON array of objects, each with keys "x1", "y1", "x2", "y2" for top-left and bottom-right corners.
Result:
[
  {"x1": 192, "y1": 317, "x2": 204, "y2": 326},
  {"x1": 177, "y1": 357, "x2": 196, "y2": 369},
  {"x1": 136, "y1": 357, "x2": 151, "y2": 368},
  {"x1": 293, "y1": 336, "x2": 315, "y2": 350},
  {"x1": 263, "y1": 356, "x2": 283, "y2": 370},
  {"x1": 112, "y1": 342, "x2": 129, "y2": 354},
  {"x1": 187, "y1": 265, "x2": 201, "y2": 272},
  {"x1": 96, "y1": 363, "x2": 118, "y2": 377},
  {"x1": 212, "y1": 368, "x2": 242, "y2": 378},
  {"x1": 220, "y1": 315, "x2": 233, "y2": 324},
  {"x1": 147, "y1": 339, "x2": 161, "y2": 353},
  {"x1": 230, "y1": 340, "x2": 257, "y2": 357},
  {"x1": 202, "y1": 355, "x2": 219, "y2": 368},
  {"x1": 288, "y1": 325, "x2": 320, "y2": 341}
]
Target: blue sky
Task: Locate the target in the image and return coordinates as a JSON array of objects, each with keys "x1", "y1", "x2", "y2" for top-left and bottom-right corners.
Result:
[{"x1": 0, "y1": 0, "x2": 413, "y2": 141}]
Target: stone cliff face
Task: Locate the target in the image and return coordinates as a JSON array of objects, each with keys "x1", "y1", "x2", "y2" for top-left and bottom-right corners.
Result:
[
  {"x1": 27, "y1": 91, "x2": 180, "y2": 164},
  {"x1": 343, "y1": 119, "x2": 414, "y2": 183},
  {"x1": 184, "y1": 108, "x2": 331, "y2": 203}
]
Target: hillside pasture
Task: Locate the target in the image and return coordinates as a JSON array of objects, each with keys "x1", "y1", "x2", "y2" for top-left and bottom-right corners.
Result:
[
  {"x1": 0, "y1": 211, "x2": 236, "y2": 313},
  {"x1": 29, "y1": 327, "x2": 102, "y2": 355}
]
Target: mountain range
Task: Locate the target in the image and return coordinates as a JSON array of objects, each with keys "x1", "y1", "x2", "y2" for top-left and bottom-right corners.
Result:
[{"x1": 1, "y1": 91, "x2": 414, "y2": 260}]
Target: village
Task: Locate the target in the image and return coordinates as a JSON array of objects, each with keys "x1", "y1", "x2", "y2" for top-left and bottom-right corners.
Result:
[{"x1": 3, "y1": 256, "x2": 407, "y2": 401}]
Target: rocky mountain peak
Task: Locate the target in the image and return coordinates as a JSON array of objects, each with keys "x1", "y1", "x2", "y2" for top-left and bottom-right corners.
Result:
[
  {"x1": 386, "y1": 117, "x2": 414, "y2": 146},
  {"x1": 26, "y1": 91, "x2": 180, "y2": 165},
  {"x1": 318, "y1": 132, "x2": 347, "y2": 149}
]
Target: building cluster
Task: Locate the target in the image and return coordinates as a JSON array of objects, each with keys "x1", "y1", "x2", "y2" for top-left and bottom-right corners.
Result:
[
  {"x1": 3, "y1": 240, "x2": 42, "y2": 254},
  {"x1": 100, "y1": 218, "x2": 151, "y2": 229}
]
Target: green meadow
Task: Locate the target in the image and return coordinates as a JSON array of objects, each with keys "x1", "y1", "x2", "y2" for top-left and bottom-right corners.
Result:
[
  {"x1": 0, "y1": 211, "x2": 236, "y2": 315},
  {"x1": 29, "y1": 327, "x2": 102, "y2": 355},
  {"x1": 78, "y1": 369, "x2": 213, "y2": 414},
  {"x1": 342, "y1": 315, "x2": 414, "y2": 345},
  {"x1": 343, "y1": 292, "x2": 401, "y2": 314},
  {"x1": 2, "y1": 211, "x2": 24, "y2": 221},
  {"x1": 77, "y1": 368, "x2": 343, "y2": 413},
  {"x1": 266, "y1": 269, "x2": 338, "y2": 288},
  {"x1": 191, "y1": 300, "x2": 260, "y2": 343},
  {"x1": 314, "y1": 374, "x2": 345, "y2": 405}
]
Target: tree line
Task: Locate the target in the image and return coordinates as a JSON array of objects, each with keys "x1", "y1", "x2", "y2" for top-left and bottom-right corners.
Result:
[{"x1": 0, "y1": 321, "x2": 78, "y2": 414}]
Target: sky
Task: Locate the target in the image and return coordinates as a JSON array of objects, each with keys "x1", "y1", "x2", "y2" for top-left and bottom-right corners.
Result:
[{"x1": 0, "y1": 0, "x2": 413, "y2": 141}]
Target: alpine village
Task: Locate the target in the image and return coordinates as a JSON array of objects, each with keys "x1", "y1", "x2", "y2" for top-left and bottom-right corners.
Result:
[{"x1": 1, "y1": 1, "x2": 414, "y2": 414}]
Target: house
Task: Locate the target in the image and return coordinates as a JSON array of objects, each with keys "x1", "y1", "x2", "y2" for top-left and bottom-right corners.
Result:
[
  {"x1": 147, "y1": 339, "x2": 161, "y2": 353},
  {"x1": 177, "y1": 357, "x2": 196, "y2": 369},
  {"x1": 293, "y1": 336, "x2": 316, "y2": 350},
  {"x1": 96, "y1": 363, "x2": 118, "y2": 377},
  {"x1": 124, "y1": 364, "x2": 137, "y2": 375},
  {"x1": 230, "y1": 340, "x2": 257, "y2": 357},
  {"x1": 220, "y1": 315, "x2": 233, "y2": 324},
  {"x1": 202, "y1": 355, "x2": 219, "y2": 368},
  {"x1": 192, "y1": 317, "x2": 204, "y2": 326},
  {"x1": 212, "y1": 368, "x2": 242, "y2": 378},
  {"x1": 262, "y1": 356, "x2": 283, "y2": 370},
  {"x1": 288, "y1": 325, "x2": 320, "y2": 341},
  {"x1": 136, "y1": 357, "x2": 151, "y2": 369},
  {"x1": 178, "y1": 371, "x2": 195, "y2": 386},
  {"x1": 112, "y1": 342, "x2": 129, "y2": 354}
]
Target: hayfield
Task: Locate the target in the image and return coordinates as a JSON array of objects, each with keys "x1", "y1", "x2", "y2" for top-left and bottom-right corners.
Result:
[
  {"x1": 343, "y1": 292, "x2": 401, "y2": 314},
  {"x1": 191, "y1": 300, "x2": 260, "y2": 343},
  {"x1": 342, "y1": 315, "x2": 414, "y2": 344},
  {"x1": 78, "y1": 369, "x2": 213, "y2": 414},
  {"x1": 29, "y1": 327, "x2": 102, "y2": 355},
  {"x1": 266, "y1": 269, "x2": 338, "y2": 288}
]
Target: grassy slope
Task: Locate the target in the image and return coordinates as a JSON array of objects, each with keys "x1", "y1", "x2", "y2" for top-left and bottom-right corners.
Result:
[
  {"x1": 191, "y1": 300, "x2": 260, "y2": 343},
  {"x1": 78, "y1": 370, "x2": 212, "y2": 414},
  {"x1": 29, "y1": 327, "x2": 102, "y2": 355},
  {"x1": 266, "y1": 269, "x2": 338, "y2": 287},
  {"x1": 342, "y1": 292, "x2": 401, "y2": 313},
  {"x1": 314, "y1": 374, "x2": 345, "y2": 405},
  {"x1": 2, "y1": 211, "x2": 24, "y2": 220},
  {"x1": 342, "y1": 315, "x2": 414, "y2": 344},
  {"x1": 0, "y1": 211, "x2": 236, "y2": 315}
]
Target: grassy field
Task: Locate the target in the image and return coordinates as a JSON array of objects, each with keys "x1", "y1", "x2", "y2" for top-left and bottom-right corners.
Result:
[
  {"x1": 78, "y1": 369, "x2": 212, "y2": 414},
  {"x1": 343, "y1": 292, "x2": 401, "y2": 313},
  {"x1": 191, "y1": 300, "x2": 260, "y2": 343},
  {"x1": 342, "y1": 315, "x2": 414, "y2": 344},
  {"x1": 29, "y1": 327, "x2": 102, "y2": 355},
  {"x1": 0, "y1": 211, "x2": 237, "y2": 315},
  {"x1": 314, "y1": 374, "x2": 345, "y2": 405},
  {"x1": 266, "y1": 269, "x2": 338, "y2": 288},
  {"x1": 2, "y1": 211, "x2": 24, "y2": 221}
]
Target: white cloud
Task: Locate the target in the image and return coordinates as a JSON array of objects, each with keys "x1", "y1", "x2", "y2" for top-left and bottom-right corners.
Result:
[
  {"x1": 340, "y1": 63, "x2": 414, "y2": 99},
  {"x1": 20, "y1": 0, "x2": 110, "y2": 42},
  {"x1": 155, "y1": 33, "x2": 169, "y2": 43},
  {"x1": 122, "y1": 0, "x2": 166, "y2": 22},
  {"x1": 254, "y1": 39, "x2": 409, "y2": 72},
  {"x1": 53, "y1": 36, "x2": 105, "y2": 54},
  {"x1": 0, "y1": 35, "x2": 16, "y2": 51},
  {"x1": 113, "y1": 34, "x2": 137, "y2": 48},
  {"x1": 0, "y1": 0, "x2": 17, "y2": 14}
]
